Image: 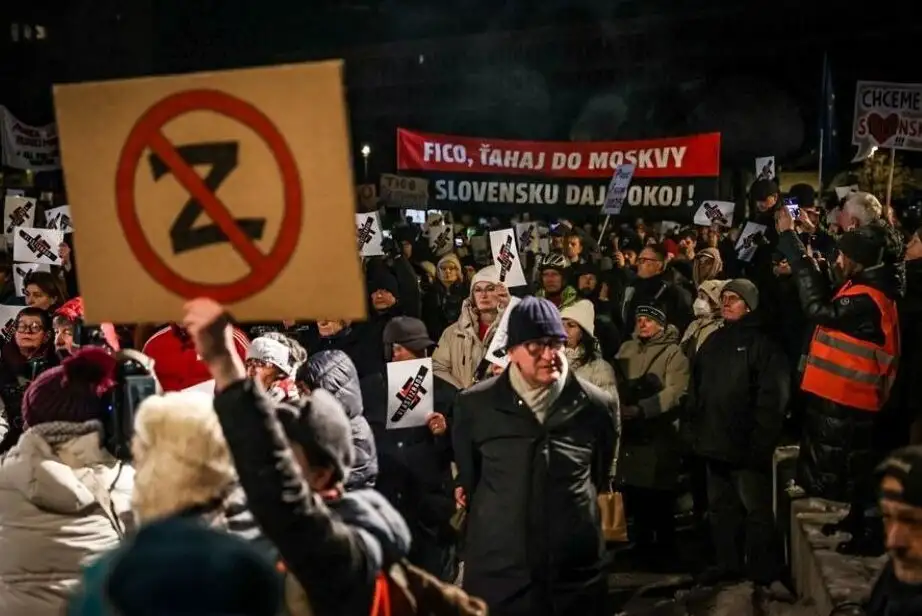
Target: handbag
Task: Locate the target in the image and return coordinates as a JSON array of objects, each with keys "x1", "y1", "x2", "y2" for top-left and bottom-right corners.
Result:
[{"x1": 597, "y1": 480, "x2": 628, "y2": 543}]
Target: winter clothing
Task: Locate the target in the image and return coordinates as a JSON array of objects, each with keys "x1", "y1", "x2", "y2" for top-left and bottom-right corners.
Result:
[
  {"x1": 0, "y1": 421, "x2": 134, "y2": 616},
  {"x1": 507, "y1": 296, "x2": 568, "y2": 348},
  {"x1": 67, "y1": 516, "x2": 282, "y2": 616},
  {"x1": 422, "y1": 255, "x2": 468, "y2": 341},
  {"x1": 383, "y1": 316, "x2": 435, "y2": 356},
  {"x1": 636, "y1": 304, "x2": 667, "y2": 327},
  {"x1": 692, "y1": 248, "x2": 723, "y2": 286},
  {"x1": 866, "y1": 560, "x2": 922, "y2": 616},
  {"x1": 838, "y1": 227, "x2": 886, "y2": 268},
  {"x1": 0, "y1": 338, "x2": 57, "y2": 455},
  {"x1": 298, "y1": 351, "x2": 378, "y2": 490},
  {"x1": 432, "y1": 298, "x2": 501, "y2": 389},
  {"x1": 561, "y1": 299, "x2": 596, "y2": 335},
  {"x1": 560, "y1": 301, "x2": 618, "y2": 399},
  {"x1": 21, "y1": 348, "x2": 114, "y2": 429},
  {"x1": 142, "y1": 324, "x2": 249, "y2": 392},
  {"x1": 722, "y1": 278, "x2": 759, "y2": 312},
  {"x1": 213, "y1": 379, "x2": 411, "y2": 616},
  {"x1": 616, "y1": 325, "x2": 689, "y2": 490},
  {"x1": 453, "y1": 368, "x2": 619, "y2": 614},
  {"x1": 620, "y1": 273, "x2": 694, "y2": 337},
  {"x1": 247, "y1": 336, "x2": 298, "y2": 376}
]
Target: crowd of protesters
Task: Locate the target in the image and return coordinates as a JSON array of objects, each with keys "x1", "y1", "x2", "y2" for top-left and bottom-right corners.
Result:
[{"x1": 0, "y1": 178, "x2": 919, "y2": 615}]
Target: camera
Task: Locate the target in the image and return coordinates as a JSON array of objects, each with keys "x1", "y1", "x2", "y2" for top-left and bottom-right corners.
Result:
[{"x1": 99, "y1": 349, "x2": 160, "y2": 461}]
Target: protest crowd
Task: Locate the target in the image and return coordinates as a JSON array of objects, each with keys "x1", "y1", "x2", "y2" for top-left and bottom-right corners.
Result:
[{"x1": 0, "y1": 55, "x2": 921, "y2": 616}]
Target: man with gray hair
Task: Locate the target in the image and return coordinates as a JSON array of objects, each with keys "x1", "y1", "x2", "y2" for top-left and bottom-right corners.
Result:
[{"x1": 840, "y1": 191, "x2": 884, "y2": 231}]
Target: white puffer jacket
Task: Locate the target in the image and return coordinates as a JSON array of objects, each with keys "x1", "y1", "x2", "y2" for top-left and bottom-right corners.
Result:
[{"x1": 0, "y1": 427, "x2": 134, "y2": 616}]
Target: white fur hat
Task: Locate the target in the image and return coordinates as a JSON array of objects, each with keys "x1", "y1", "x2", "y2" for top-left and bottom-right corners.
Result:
[{"x1": 560, "y1": 299, "x2": 596, "y2": 337}]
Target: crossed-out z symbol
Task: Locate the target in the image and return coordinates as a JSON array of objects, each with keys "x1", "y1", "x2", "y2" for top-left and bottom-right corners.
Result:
[
  {"x1": 703, "y1": 203, "x2": 728, "y2": 226},
  {"x1": 0, "y1": 318, "x2": 15, "y2": 341},
  {"x1": 48, "y1": 213, "x2": 72, "y2": 231},
  {"x1": 357, "y1": 218, "x2": 376, "y2": 247},
  {"x1": 496, "y1": 235, "x2": 515, "y2": 282},
  {"x1": 6, "y1": 202, "x2": 33, "y2": 233},
  {"x1": 18, "y1": 229, "x2": 58, "y2": 262},
  {"x1": 741, "y1": 232, "x2": 764, "y2": 250},
  {"x1": 148, "y1": 142, "x2": 266, "y2": 254},
  {"x1": 518, "y1": 225, "x2": 534, "y2": 248},
  {"x1": 433, "y1": 228, "x2": 451, "y2": 251},
  {"x1": 392, "y1": 366, "x2": 429, "y2": 423}
]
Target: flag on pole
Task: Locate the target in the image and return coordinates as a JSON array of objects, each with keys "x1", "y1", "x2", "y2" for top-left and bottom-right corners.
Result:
[{"x1": 818, "y1": 52, "x2": 837, "y2": 190}]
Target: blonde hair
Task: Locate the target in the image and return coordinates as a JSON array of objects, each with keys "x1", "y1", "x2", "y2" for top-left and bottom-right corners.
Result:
[{"x1": 131, "y1": 392, "x2": 236, "y2": 524}]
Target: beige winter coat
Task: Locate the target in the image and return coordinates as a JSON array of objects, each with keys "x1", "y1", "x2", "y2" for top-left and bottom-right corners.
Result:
[
  {"x1": 0, "y1": 430, "x2": 134, "y2": 616},
  {"x1": 566, "y1": 350, "x2": 618, "y2": 399},
  {"x1": 432, "y1": 298, "x2": 501, "y2": 389},
  {"x1": 681, "y1": 316, "x2": 723, "y2": 362},
  {"x1": 616, "y1": 326, "x2": 690, "y2": 420}
]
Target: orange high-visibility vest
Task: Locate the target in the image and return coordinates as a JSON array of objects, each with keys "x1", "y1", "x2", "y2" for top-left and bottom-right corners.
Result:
[{"x1": 801, "y1": 281, "x2": 899, "y2": 412}]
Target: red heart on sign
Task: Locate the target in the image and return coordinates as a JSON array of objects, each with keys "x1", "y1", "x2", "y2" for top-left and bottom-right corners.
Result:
[{"x1": 867, "y1": 112, "x2": 900, "y2": 145}]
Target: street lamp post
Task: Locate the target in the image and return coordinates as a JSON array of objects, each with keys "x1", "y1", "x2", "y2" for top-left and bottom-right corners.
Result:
[{"x1": 361, "y1": 144, "x2": 371, "y2": 180}]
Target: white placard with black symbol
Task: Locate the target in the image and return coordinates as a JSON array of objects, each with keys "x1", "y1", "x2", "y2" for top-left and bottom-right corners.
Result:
[
  {"x1": 514, "y1": 222, "x2": 538, "y2": 253},
  {"x1": 12, "y1": 262, "x2": 51, "y2": 297},
  {"x1": 355, "y1": 212, "x2": 384, "y2": 257},
  {"x1": 45, "y1": 205, "x2": 73, "y2": 233},
  {"x1": 485, "y1": 295, "x2": 522, "y2": 369},
  {"x1": 3, "y1": 196, "x2": 35, "y2": 239},
  {"x1": 755, "y1": 156, "x2": 776, "y2": 180},
  {"x1": 489, "y1": 229, "x2": 527, "y2": 288},
  {"x1": 0, "y1": 304, "x2": 24, "y2": 344},
  {"x1": 427, "y1": 223, "x2": 454, "y2": 257},
  {"x1": 13, "y1": 226, "x2": 64, "y2": 266},
  {"x1": 735, "y1": 221, "x2": 768, "y2": 263},
  {"x1": 386, "y1": 357, "x2": 434, "y2": 430},
  {"x1": 693, "y1": 200, "x2": 735, "y2": 228}
]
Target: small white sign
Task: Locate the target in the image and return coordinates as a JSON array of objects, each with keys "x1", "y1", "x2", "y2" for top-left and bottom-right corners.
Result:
[
  {"x1": 355, "y1": 212, "x2": 384, "y2": 257},
  {"x1": 834, "y1": 185, "x2": 859, "y2": 201},
  {"x1": 694, "y1": 200, "x2": 735, "y2": 228},
  {"x1": 45, "y1": 205, "x2": 73, "y2": 233},
  {"x1": 13, "y1": 226, "x2": 64, "y2": 266},
  {"x1": 602, "y1": 163, "x2": 636, "y2": 215},
  {"x1": 427, "y1": 223, "x2": 454, "y2": 257},
  {"x1": 735, "y1": 222, "x2": 768, "y2": 263},
  {"x1": 0, "y1": 304, "x2": 24, "y2": 343},
  {"x1": 515, "y1": 222, "x2": 538, "y2": 253},
  {"x1": 489, "y1": 229, "x2": 527, "y2": 288},
  {"x1": 12, "y1": 262, "x2": 51, "y2": 297},
  {"x1": 485, "y1": 296, "x2": 522, "y2": 369},
  {"x1": 3, "y1": 196, "x2": 35, "y2": 238},
  {"x1": 386, "y1": 357, "x2": 434, "y2": 430},
  {"x1": 755, "y1": 156, "x2": 776, "y2": 180}
]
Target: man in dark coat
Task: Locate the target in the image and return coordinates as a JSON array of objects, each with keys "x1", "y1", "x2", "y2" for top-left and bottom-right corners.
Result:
[
  {"x1": 377, "y1": 316, "x2": 458, "y2": 581},
  {"x1": 619, "y1": 244, "x2": 693, "y2": 336},
  {"x1": 453, "y1": 296, "x2": 619, "y2": 616},
  {"x1": 685, "y1": 279, "x2": 790, "y2": 596}
]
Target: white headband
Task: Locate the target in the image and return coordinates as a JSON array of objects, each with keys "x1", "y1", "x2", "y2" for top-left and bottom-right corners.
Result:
[{"x1": 246, "y1": 338, "x2": 293, "y2": 376}]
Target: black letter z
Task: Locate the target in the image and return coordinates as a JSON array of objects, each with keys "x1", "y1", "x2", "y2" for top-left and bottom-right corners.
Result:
[{"x1": 148, "y1": 142, "x2": 265, "y2": 254}]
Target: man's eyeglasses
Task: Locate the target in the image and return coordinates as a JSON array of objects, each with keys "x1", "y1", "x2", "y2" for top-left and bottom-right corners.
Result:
[
  {"x1": 636, "y1": 257, "x2": 660, "y2": 265},
  {"x1": 523, "y1": 337, "x2": 564, "y2": 355},
  {"x1": 16, "y1": 324, "x2": 45, "y2": 334}
]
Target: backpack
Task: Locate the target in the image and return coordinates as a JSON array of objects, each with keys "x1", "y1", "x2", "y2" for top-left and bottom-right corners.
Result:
[{"x1": 372, "y1": 559, "x2": 488, "y2": 616}]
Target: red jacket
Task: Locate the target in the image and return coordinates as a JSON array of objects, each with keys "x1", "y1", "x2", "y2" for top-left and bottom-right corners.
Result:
[{"x1": 142, "y1": 325, "x2": 249, "y2": 392}]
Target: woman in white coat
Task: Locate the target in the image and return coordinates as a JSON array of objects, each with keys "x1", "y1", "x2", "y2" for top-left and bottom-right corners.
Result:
[
  {"x1": 0, "y1": 348, "x2": 133, "y2": 616},
  {"x1": 560, "y1": 299, "x2": 618, "y2": 397}
]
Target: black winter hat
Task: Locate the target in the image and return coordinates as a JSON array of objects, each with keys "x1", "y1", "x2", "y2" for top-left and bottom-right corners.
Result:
[
  {"x1": 788, "y1": 183, "x2": 817, "y2": 209},
  {"x1": 506, "y1": 296, "x2": 568, "y2": 349},
  {"x1": 876, "y1": 445, "x2": 922, "y2": 509},
  {"x1": 383, "y1": 316, "x2": 435, "y2": 358},
  {"x1": 750, "y1": 179, "x2": 780, "y2": 202},
  {"x1": 636, "y1": 303, "x2": 667, "y2": 327},
  {"x1": 102, "y1": 516, "x2": 282, "y2": 616},
  {"x1": 367, "y1": 268, "x2": 399, "y2": 297},
  {"x1": 838, "y1": 227, "x2": 885, "y2": 268},
  {"x1": 722, "y1": 278, "x2": 759, "y2": 311}
]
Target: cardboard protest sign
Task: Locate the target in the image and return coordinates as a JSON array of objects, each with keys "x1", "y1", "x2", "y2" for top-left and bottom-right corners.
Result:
[
  {"x1": 3, "y1": 196, "x2": 35, "y2": 237},
  {"x1": 602, "y1": 163, "x2": 636, "y2": 215},
  {"x1": 355, "y1": 212, "x2": 384, "y2": 257},
  {"x1": 12, "y1": 262, "x2": 51, "y2": 296},
  {"x1": 45, "y1": 205, "x2": 73, "y2": 233},
  {"x1": 489, "y1": 229, "x2": 527, "y2": 288},
  {"x1": 427, "y1": 223, "x2": 454, "y2": 257},
  {"x1": 485, "y1": 296, "x2": 522, "y2": 369},
  {"x1": 380, "y1": 173, "x2": 429, "y2": 208},
  {"x1": 13, "y1": 226, "x2": 64, "y2": 266},
  {"x1": 514, "y1": 222, "x2": 538, "y2": 253},
  {"x1": 735, "y1": 222, "x2": 767, "y2": 263},
  {"x1": 386, "y1": 358, "x2": 434, "y2": 430},
  {"x1": 852, "y1": 81, "x2": 922, "y2": 161},
  {"x1": 693, "y1": 201, "x2": 735, "y2": 228},
  {"x1": 53, "y1": 61, "x2": 366, "y2": 324},
  {"x1": 834, "y1": 185, "x2": 859, "y2": 201},
  {"x1": 0, "y1": 304, "x2": 23, "y2": 344},
  {"x1": 755, "y1": 156, "x2": 775, "y2": 181}
]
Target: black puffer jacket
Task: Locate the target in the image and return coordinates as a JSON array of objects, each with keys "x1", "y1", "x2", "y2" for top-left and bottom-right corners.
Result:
[
  {"x1": 777, "y1": 229, "x2": 903, "y2": 501},
  {"x1": 685, "y1": 313, "x2": 790, "y2": 469},
  {"x1": 299, "y1": 350, "x2": 378, "y2": 490}
]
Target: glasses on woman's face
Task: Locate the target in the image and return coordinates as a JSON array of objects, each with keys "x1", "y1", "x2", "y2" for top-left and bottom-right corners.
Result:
[
  {"x1": 16, "y1": 323, "x2": 45, "y2": 334},
  {"x1": 245, "y1": 359, "x2": 271, "y2": 370},
  {"x1": 523, "y1": 337, "x2": 564, "y2": 356}
]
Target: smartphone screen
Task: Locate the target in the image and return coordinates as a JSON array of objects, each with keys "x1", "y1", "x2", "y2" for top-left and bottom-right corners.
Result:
[
  {"x1": 784, "y1": 197, "x2": 799, "y2": 218},
  {"x1": 454, "y1": 237, "x2": 463, "y2": 247}
]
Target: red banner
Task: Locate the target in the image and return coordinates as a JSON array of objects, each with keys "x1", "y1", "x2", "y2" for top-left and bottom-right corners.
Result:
[{"x1": 397, "y1": 128, "x2": 721, "y2": 180}]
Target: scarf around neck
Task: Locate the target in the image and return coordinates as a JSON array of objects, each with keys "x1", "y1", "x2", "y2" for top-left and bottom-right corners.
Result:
[{"x1": 508, "y1": 351, "x2": 568, "y2": 424}]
